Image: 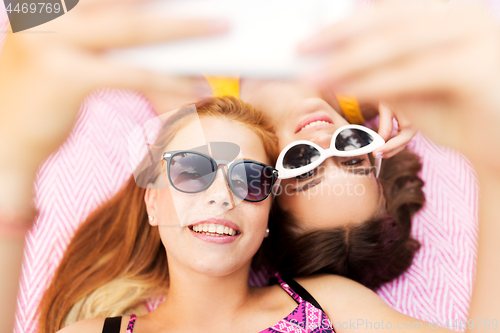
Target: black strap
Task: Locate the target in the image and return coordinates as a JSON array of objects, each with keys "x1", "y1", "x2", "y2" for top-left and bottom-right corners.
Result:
[
  {"x1": 102, "y1": 316, "x2": 122, "y2": 333},
  {"x1": 269, "y1": 276, "x2": 278, "y2": 286},
  {"x1": 281, "y1": 276, "x2": 326, "y2": 312}
]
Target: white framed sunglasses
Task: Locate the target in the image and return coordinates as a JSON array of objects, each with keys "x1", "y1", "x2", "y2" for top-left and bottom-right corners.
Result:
[{"x1": 275, "y1": 124, "x2": 385, "y2": 180}]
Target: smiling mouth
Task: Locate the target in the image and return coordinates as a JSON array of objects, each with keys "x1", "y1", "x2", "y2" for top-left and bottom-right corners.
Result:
[
  {"x1": 295, "y1": 114, "x2": 334, "y2": 133},
  {"x1": 189, "y1": 223, "x2": 240, "y2": 237},
  {"x1": 298, "y1": 120, "x2": 332, "y2": 132}
]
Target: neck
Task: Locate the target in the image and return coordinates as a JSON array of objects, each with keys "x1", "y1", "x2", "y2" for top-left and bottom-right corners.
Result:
[{"x1": 152, "y1": 260, "x2": 254, "y2": 330}]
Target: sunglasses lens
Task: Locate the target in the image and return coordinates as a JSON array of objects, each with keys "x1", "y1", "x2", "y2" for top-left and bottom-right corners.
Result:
[
  {"x1": 169, "y1": 153, "x2": 216, "y2": 192},
  {"x1": 335, "y1": 128, "x2": 373, "y2": 151},
  {"x1": 231, "y1": 162, "x2": 274, "y2": 201},
  {"x1": 283, "y1": 144, "x2": 321, "y2": 169}
]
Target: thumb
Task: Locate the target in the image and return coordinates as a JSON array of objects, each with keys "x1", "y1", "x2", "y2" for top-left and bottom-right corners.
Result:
[{"x1": 377, "y1": 102, "x2": 394, "y2": 141}]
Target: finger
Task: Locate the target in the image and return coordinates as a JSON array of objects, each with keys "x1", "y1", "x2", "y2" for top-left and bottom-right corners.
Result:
[
  {"x1": 299, "y1": 1, "x2": 444, "y2": 55},
  {"x1": 378, "y1": 143, "x2": 406, "y2": 159},
  {"x1": 373, "y1": 126, "x2": 417, "y2": 158},
  {"x1": 63, "y1": 5, "x2": 228, "y2": 49},
  {"x1": 377, "y1": 103, "x2": 394, "y2": 141},
  {"x1": 85, "y1": 58, "x2": 205, "y2": 95},
  {"x1": 326, "y1": 21, "x2": 461, "y2": 84},
  {"x1": 319, "y1": 46, "x2": 459, "y2": 103},
  {"x1": 319, "y1": 87, "x2": 343, "y2": 115},
  {"x1": 304, "y1": 3, "x2": 493, "y2": 92},
  {"x1": 298, "y1": 2, "x2": 418, "y2": 54},
  {"x1": 143, "y1": 77, "x2": 211, "y2": 115},
  {"x1": 307, "y1": 7, "x2": 474, "y2": 88}
]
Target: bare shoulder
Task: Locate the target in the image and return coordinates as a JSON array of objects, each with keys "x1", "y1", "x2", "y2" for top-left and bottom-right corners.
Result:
[
  {"x1": 56, "y1": 317, "x2": 106, "y2": 333},
  {"x1": 295, "y1": 273, "x2": 378, "y2": 296},
  {"x1": 292, "y1": 275, "x2": 438, "y2": 333},
  {"x1": 294, "y1": 274, "x2": 392, "y2": 315}
]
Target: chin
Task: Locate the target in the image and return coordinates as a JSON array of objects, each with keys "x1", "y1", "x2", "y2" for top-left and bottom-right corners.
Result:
[
  {"x1": 187, "y1": 257, "x2": 244, "y2": 276},
  {"x1": 193, "y1": 265, "x2": 242, "y2": 277}
]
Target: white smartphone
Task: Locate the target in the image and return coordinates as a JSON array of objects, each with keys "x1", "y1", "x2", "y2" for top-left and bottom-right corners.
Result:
[{"x1": 109, "y1": 0, "x2": 354, "y2": 78}]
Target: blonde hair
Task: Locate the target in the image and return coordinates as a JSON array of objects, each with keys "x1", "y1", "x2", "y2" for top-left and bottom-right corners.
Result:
[{"x1": 38, "y1": 97, "x2": 278, "y2": 332}]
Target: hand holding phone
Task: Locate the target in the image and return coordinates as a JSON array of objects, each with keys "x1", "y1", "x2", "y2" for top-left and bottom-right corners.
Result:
[{"x1": 109, "y1": 0, "x2": 354, "y2": 78}]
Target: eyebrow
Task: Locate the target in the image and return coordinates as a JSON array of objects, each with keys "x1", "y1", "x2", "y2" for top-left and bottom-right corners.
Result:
[{"x1": 345, "y1": 166, "x2": 373, "y2": 175}]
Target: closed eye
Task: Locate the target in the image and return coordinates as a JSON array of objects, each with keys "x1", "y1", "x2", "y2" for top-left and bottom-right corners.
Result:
[
  {"x1": 295, "y1": 168, "x2": 317, "y2": 180},
  {"x1": 339, "y1": 158, "x2": 373, "y2": 175},
  {"x1": 341, "y1": 158, "x2": 364, "y2": 166},
  {"x1": 292, "y1": 177, "x2": 323, "y2": 192}
]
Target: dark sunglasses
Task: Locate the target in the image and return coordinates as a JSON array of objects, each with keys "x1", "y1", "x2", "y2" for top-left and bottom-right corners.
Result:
[{"x1": 162, "y1": 151, "x2": 278, "y2": 202}]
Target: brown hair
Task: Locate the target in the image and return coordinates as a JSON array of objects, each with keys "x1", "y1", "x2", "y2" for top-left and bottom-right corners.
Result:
[
  {"x1": 265, "y1": 149, "x2": 424, "y2": 290},
  {"x1": 38, "y1": 97, "x2": 278, "y2": 333}
]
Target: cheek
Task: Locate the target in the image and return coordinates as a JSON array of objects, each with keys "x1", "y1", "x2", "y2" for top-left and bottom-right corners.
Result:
[
  {"x1": 277, "y1": 193, "x2": 320, "y2": 221},
  {"x1": 276, "y1": 192, "x2": 292, "y2": 212},
  {"x1": 243, "y1": 200, "x2": 272, "y2": 230},
  {"x1": 155, "y1": 186, "x2": 199, "y2": 227},
  {"x1": 275, "y1": 124, "x2": 295, "y2": 151}
]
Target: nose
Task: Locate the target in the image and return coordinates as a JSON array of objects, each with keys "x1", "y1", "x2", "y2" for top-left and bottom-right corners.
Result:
[
  {"x1": 203, "y1": 166, "x2": 235, "y2": 210},
  {"x1": 310, "y1": 133, "x2": 332, "y2": 150}
]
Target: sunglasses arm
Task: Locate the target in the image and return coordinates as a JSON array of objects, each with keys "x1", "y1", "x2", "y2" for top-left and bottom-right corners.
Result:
[
  {"x1": 272, "y1": 178, "x2": 282, "y2": 197},
  {"x1": 374, "y1": 156, "x2": 382, "y2": 179}
]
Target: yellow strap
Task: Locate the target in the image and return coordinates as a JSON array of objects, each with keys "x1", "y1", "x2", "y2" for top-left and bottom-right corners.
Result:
[
  {"x1": 335, "y1": 93, "x2": 365, "y2": 124},
  {"x1": 203, "y1": 79, "x2": 364, "y2": 124},
  {"x1": 205, "y1": 76, "x2": 240, "y2": 98}
]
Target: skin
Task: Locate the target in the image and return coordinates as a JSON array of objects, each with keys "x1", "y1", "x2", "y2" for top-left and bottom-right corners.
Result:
[
  {"x1": 146, "y1": 117, "x2": 272, "y2": 277},
  {"x1": 59, "y1": 117, "x2": 302, "y2": 333},
  {"x1": 239, "y1": 79, "x2": 416, "y2": 158},
  {"x1": 0, "y1": 1, "x2": 226, "y2": 331},
  {"x1": 4, "y1": 0, "x2": 500, "y2": 331},
  {"x1": 240, "y1": 81, "x2": 384, "y2": 230},
  {"x1": 299, "y1": 0, "x2": 500, "y2": 167},
  {"x1": 140, "y1": 117, "x2": 284, "y2": 332},
  {"x1": 58, "y1": 120, "x2": 455, "y2": 333},
  {"x1": 298, "y1": 0, "x2": 500, "y2": 323}
]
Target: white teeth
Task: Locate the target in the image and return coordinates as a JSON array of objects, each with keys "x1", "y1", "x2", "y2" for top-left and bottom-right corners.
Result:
[
  {"x1": 190, "y1": 223, "x2": 238, "y2": 236},
  {"x1": 300, "y1": 120, "x2": 330, "y2": 131}
]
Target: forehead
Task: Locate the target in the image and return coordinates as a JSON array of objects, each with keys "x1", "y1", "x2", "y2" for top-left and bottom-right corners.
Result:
[{"x1": 166, "y1": 117, "x2": 269, "y2": 162}]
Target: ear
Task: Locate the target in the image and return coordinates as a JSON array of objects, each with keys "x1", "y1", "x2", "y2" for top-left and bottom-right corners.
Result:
[{"x1": 144, "y1": 186, "x2": 159, "y2": 226}]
